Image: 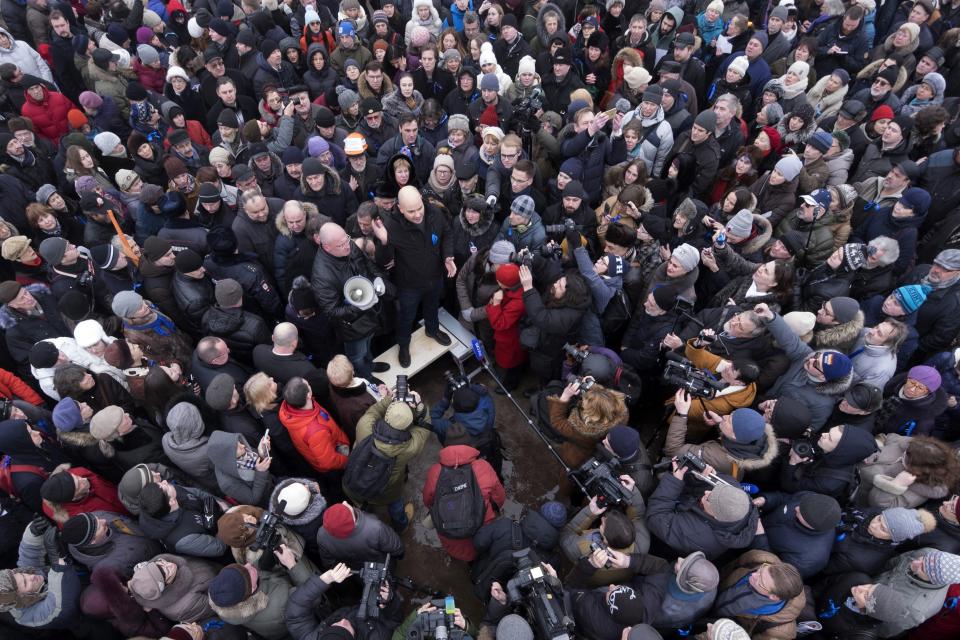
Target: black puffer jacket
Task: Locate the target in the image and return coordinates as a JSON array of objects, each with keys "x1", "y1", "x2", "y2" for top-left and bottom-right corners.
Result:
[
  {"x1": 0, "y1": 285, "x2": 70, "y2": 366},
  {"x1": 172, "y1": 272, "x2": 215, "y2": 335},
  {"x1": 201, "y1": 305, "x2": 271, "y2": 364},
  {"x1": 522, "y1": 272, "x2": 592, "y2": 380},
  {"x1": 825, "y1": 509, "x2": 905, "y2": 577}
]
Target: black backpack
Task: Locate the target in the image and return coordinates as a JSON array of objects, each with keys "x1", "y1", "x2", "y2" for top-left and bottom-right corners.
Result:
[
  {"x1": 342, "y1": 436, "x2": 396, "y2": 501},
  {"x1": 430, "y1": 462, "x2": 486, "y2": 539}
]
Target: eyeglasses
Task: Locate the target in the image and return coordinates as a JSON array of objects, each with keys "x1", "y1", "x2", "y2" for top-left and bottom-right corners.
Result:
[{"x1": 501, "y1": 152, "x2": 520, "y2": 160}]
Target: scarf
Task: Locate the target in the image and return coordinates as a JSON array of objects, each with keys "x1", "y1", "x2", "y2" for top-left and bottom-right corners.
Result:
[
  {"x1": 721, "y1": 434, "x2": 768, "y2": 461},
  {"x1": 123, "y1": 306, "x2": 178, "y2": 336},
  {"x1": 373, "y1": 418, "x2": 413, "y2": 445}
]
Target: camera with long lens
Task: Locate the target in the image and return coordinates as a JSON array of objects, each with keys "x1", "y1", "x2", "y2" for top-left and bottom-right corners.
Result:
[
  {"x1": 506, "y1": 549, "x2": 574, "y2": 640},
  {"x1": 790, "y1": 438, "x2": 820, "y2": 462},
  {"x1": 562, "y1": 343, "x2": 587, "y2": 364},
  {"x1": 543, "y1": 218, "x2": 584, "y2": 235},
  {"x1": 572, "y1": 457, "x2": 629, "y2": 508},
  {"x1": 407, "y1": 596, "x2": 465, "y2": 640},
  {"x1": 356, "y1": 554, "x2": 392, "y2": 620},
  {"x1": 662, "y1": 352, "x2": 726, "y2": 399},
  {"x1": 395, "y1": 375, "x2": 413, "y2": 405}
]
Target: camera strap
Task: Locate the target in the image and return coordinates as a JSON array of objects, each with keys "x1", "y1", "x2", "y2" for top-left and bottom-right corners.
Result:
[{"x1": 510, "y1": 519, "x2": 523, "y2": 551}]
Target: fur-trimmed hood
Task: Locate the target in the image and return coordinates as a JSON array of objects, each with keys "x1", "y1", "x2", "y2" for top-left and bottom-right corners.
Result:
[
  {"x1": 268, "y1": 477, "x2": 327, "y2": 527},
  {"x1": 208, "y1": 589, "x2": 269, "y2": 624},
  {"x1": 806, "y1": 74, "x2": 849, "y2": 115},
  {"x1": 811, "y1": 348, "x2": 855, "y2": 395},
  {"x1": 535, "y1": 3, "x2": 567, "y2": 48},
  {"x1": 739, "y1": 214, "x2": 773, "y2": 255},
  {"x1": 275, "y1": 203, "x2": 321, "y2": 237},
  {"x1": 879, "y1": 25, "x2": 920, "y2": 57},
  {"x1": 357, "y1": 67, "x2": 394, "y2": 97},
  {"x1": 733, "y1": 425, "x2": 780, "y2": 471},
  {"x1": 813, "y1": 312, "x2": 865, "y2": 351},
  {"x1": 57, "y1": 429, "x2": 98, "y2": 448},
  {"x1": 856, "y1": 58, "x2": 909, "y2": 94}
]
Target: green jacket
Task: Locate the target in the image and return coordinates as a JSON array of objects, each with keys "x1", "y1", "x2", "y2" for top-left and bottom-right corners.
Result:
[
  {"x1": 209, "y1": 559, "x2": 312, "y2": 640},
  {"x1": 347, "y1": 397, "x2": 433, "y2": 505}
]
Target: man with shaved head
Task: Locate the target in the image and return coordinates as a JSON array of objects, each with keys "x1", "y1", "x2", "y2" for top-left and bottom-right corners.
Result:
[
  {"x1": 371, "y1": 186, "x2": 455, "y2": 368},
  {"x1": 252, "y1": 321, "x2": 319, "y2": 385},
  {"x1": 312, "y1": 222, "x2": 394, "y2": 381}
]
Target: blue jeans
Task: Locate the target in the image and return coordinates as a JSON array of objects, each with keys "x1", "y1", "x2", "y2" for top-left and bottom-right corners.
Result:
[
  {"x1": 395, "y1": 281, "x2": 442, "y2": 347},
  {"x1": 387, "y1": 500, "x2": 408, "y2": 529},
  {"x1": 343, "y1": 334, "x2": 374, "y2": 379}
]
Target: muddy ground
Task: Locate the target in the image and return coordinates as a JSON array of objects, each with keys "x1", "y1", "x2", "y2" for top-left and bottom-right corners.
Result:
[{"x1": 362, "y1": 356, "x2": 570, "y2": 623}]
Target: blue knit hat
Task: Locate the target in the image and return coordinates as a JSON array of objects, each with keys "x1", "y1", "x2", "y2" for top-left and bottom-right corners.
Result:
[
  {"x1": 539, "y1": 501, "x2": 567, "y2": 529},
  {"x1": 893, "y1": 284, "x2": 931, "y2": 313},
  {"x1": 820, "y1": 351, "x2": 852, "y2": 381},
  {"x1": 731, "y1": 408, "x2": 765, "y2": 442},
  {"x1": 52, "y1": 398, "x2": 83, "y2": 432},
  {"x1": 209, "y1": 565, "x2": 252, "y2": 607}
]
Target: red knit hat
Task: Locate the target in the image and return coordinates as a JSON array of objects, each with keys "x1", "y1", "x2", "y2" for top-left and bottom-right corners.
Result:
[
  {"x1": 479, "y1": 104, "x2": 499, "y2": 128},
  {"x1": 761, "y1": 126, "x2": 783, "y2": 154},
  {"x1": 322, "y1": 503, "x2": 356, "y2": 538},
  {"x1": 496, "y1": 263, "x2": 520, "y2": 288},
  {"x1": 870, "y1": 105, "x2": 894, "y2": 122}
]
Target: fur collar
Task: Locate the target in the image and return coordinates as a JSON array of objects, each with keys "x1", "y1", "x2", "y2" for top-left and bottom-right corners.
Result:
[
  {"x1": 740, "y1": 214, "x2": 773, "y2": 255},
  {"x1": 209, "y1": 590, "x2": 269, "y2": 623},
  {"x1": 269, "y1": 477, "x2": 327, "y2": 527},
  {"x1": 734, "y1": 426, "x2": 780, "y2": 471},
  {"x1": 813, "y1": 312, "x2": 864, "y2": 351}
]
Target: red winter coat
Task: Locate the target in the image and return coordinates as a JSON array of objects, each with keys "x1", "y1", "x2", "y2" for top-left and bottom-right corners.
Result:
[
  {"x1": 909, "y1": 584, "x2": 960, "y2": 640},
  {"x1": 20, "y1": 86, "x2": 75, "y2": 144},
  {"x1": 133, "y1": 59, "x2": 166, "y2": 93},
  {"x1": 486, "y1": 286, "x2": 527, "y2": 369},
  {"x1": 43, "y1": 467, "x2": 130, "y2": 526},
  {"x1": 0, "y1": 367, "x2": 43, "y2": 405},
  {"x1": 278, "y1": 400, "x2": 350, "y2": 473},
  {"x1": 423, "y1": 445, "x2": 505, "y2": 562}
]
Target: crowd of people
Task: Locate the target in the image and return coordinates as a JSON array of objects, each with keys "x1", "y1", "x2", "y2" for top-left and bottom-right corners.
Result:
[{"x1": 1, "y1": 0, "x2": 960, "y2": 638}]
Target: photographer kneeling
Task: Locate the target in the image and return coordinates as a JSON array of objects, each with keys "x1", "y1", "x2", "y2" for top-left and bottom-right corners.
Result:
[
  {"x1": 666, "y1": 391, "x2": 778, "y2": 481},
  {"x1": 666, "y1": 328, "x2": 759, "y2": 442}
]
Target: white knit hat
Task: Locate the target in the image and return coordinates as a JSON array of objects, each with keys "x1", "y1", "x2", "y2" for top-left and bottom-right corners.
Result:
[
  {"x1": 479, "y1": 41, "x2": 497, "y2": 67},
  {"x1": 518, "y1": 55, "x2": 536, "y2": 76},
  {"x1": 166, "y1": 66, "x2": 189, "y2": 82},
  {"x1": 74, "y1": 319, "x2": 107, "y2": 348},
  {"x1": 728, "y1": 56, "x2": 750, "y2": 79}
]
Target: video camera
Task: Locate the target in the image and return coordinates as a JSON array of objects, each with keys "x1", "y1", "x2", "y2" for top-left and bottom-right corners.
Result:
[
  {"x1": 510, "y1": 249, "x2": 536, "y2": 267},
  {"x1": 357, "y1": 553, "x2": 392, "y2": 621},
  {"x1": 572, "y1": 457, "x2": 631, "y2": 508},
  {"x1": 407, "y1": 596, "x2": 465, "y2": 640},
  {"x1": 662, "y1": 352, "x2": 726, "y2": 399},
  {"x1": 443, "y1": 371, "x2": 469, "y2": 397},
  {"x1": 506, "y1": 549, "x2": 575, "y2": 640},
  {"x1": 653, "y1": 451, "x2": 733, "y2": 489},
  {"x1": 511, "y1": 90, "x2": 544, "y2": 131},
  {"x1": 250, "y1": 499, "x2": 285, "y2": 555}
]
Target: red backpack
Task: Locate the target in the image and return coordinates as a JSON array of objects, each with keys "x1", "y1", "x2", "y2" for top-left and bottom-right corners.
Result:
[{"x1": 0, "y1": 455, "x2": 48, "y2": 500}]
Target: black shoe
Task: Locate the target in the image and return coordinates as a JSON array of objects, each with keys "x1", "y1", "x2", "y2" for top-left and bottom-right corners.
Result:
[
  {"x1": 372, "y1": 362, "x2": 390, "y2": 373},
  {"x1": 398, "y1": 345, "x2": 411, "y2": 368},
  {"x1": 427, "y1": 330, "x2": 452, "y2": 346}
]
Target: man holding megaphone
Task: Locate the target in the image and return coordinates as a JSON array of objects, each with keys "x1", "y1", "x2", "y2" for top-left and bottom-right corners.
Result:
[{"x1": 312, "y1": 222, "x2": 395, "y2": 382}]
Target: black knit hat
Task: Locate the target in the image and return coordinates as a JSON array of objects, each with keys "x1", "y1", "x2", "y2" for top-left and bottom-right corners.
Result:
[
  {"x1": 61, "y1": 513, "x2": 97, "y2": 546},
  {"x1": 40, "y1": 472, "x2": 77, "y2": 503},
  {"x1": 174, "y1": 248, "x2": 203, "y2": 273}
]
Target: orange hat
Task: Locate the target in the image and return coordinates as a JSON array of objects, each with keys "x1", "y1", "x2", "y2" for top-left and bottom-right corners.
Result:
[{"x1": 67, "y1": 109, "x2": 88, "y2": 129}]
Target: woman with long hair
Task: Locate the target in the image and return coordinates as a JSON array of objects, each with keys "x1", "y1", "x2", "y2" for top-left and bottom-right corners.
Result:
[
  {"x1": 547, "y1": 380, "x2": 629, "y2": 468},
  {"x1": 64, "y1": 145, "x2": 114, "y2": 191},
  {"x1": 382, "y1": 72, "x2": 425, "y2": 120},
  {"x1": 245, "y1": 372, "x2": 313, "y2": 476},
  {"x1": 860, "y1": 434, "x2": 960, "y2": 508}
]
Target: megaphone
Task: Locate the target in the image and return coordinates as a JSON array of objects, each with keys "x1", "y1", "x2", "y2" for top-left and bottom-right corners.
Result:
[{"x1": 343, "y1": 276, "x2": 379, "y2": 310}]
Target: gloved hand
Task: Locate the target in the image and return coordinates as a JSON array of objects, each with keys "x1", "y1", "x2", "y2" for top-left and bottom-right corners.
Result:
[
  {"x1": 486, "y1": 195, "x2": 498, "y2": 208},
  {"x1": 42, "y1": 526, "x2": 67, "y2": 562},
  {"x1": 28, "y1": 516, "x2": 51, "y2": 538},
  {"x1": 565, "y1": 227, "x2": 581, "y2": 253},
  {"x1": 461, "y1": 307, "x2": 475, "y2": 322}
]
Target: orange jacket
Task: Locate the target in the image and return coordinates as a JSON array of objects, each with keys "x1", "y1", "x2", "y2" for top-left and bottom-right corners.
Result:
[
  {"x1": 0, "y1": 368, "x2": 43, "y2": 405},
  {"x1": 278, "y1": 400, "x2": 349, "y2": 473}
]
